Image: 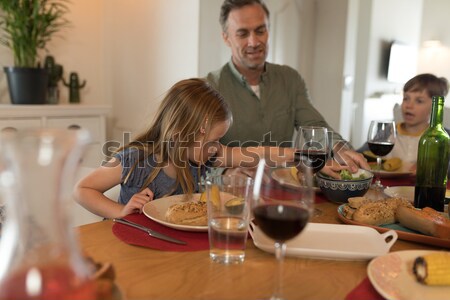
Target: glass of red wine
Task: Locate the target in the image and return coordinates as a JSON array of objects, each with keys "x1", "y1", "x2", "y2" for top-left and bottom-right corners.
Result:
[
  {"x1": 294, "y1": 126, "x2": 329, "y2": 173},
  {"x1": 252, "y1": 159, "x2": 314, "y2": 300},
  {"x1": 367, "y1": 120, "x2": 396, "y2": 190}
]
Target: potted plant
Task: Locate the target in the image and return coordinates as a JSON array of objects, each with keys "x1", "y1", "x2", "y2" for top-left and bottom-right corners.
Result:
[{"x1": 0, "y1": 0, "x2": 69, "y2": 104}]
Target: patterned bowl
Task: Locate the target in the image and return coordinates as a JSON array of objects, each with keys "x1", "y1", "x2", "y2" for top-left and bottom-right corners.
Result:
[{"x1": 316, "y1": 169, "x2": 374, "y2": 203}]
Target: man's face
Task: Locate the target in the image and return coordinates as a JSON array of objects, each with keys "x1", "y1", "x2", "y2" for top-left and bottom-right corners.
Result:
[{"x1": 222, "y1": 3, "x2": 269, "y2": 72}]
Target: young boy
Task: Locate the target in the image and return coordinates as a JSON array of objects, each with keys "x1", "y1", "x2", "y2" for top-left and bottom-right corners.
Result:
[{"x1": 361, "y1": 73, "x2": 449, "y2": 174}]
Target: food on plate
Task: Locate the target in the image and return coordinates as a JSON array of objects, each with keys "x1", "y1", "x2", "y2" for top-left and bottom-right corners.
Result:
[
  {"x1": 339, "y1": 169, "x2": 367, "y2": 180},
  {"x1": 344, "y1": 197, "x2": 412, "y2": 226},
  {"x1": 383, "y1": 157, "x2": 402, "y2": 171},
  {"x1": 341, "y1": 204, "x2": 356, "y2": 219},
  {"x1": 396, "y1": 206, "x2": 450, "y2": 239},
  {"x1": 290, "y1": 166, "x2": 300, "y2": 183},
  {"x1": 165, "y1": 201, "x2": 207, "y2": 226},
  {"x1": 347, "y1": 196, "x2": 370, "y2": 208},
  {"x1": 199, "y1": 185, "x2": 220, "y2": 206},
  {"x1": 225, "y1": 197, "x2": 245, "y2": 214},
  {"x1": 413, "y1": 252, "x2": 450, "y2": 285}
]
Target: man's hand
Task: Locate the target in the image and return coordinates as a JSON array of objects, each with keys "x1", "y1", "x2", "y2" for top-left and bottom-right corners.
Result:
[
  {"x1": 223, "y1": 167, "x2": 257, "y2": 178},
  {"x1": 333, "y1": 142, "x2": 370, "y2": 172}
]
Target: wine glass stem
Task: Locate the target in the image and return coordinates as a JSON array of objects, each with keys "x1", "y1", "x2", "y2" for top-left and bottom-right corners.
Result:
[
  {"x1": 272, "y1": 241, "x2": 287, "y2": 300},
  {"x1": 375, "y1": 157, "x2": 382, "y2": 186}
]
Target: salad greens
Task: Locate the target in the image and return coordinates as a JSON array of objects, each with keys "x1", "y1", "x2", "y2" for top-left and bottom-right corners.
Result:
[{"x1": 339, "y1": 170, "x2": 367, "y2": 180}]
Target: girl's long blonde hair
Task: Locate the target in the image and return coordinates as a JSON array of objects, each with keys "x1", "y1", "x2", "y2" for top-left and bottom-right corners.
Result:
[{"x1": 121, "y1": 78, "x2": 231, "y2": 196}]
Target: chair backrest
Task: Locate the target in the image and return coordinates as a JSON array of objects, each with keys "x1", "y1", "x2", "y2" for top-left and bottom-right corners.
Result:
[{"x1": 393, "y1": 103, "x2": 450, "y2": 127}]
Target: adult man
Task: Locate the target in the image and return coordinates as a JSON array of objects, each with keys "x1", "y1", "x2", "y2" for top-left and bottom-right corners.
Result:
[{"x1": 206, "y1": 0, "x2": 368, "y2": 175}]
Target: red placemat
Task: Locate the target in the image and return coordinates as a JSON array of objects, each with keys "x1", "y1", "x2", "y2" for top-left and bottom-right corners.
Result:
[
  {"x1": 345, "y1": 277, "x2": 384, "y2": 300},
  {"x1": 112, "y1": 213, "x2": 209, "y2": 251}
]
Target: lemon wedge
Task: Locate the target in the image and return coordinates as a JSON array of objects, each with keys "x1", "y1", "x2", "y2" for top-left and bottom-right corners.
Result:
[
  {"x1": 225, "y1": 197, "x2": 245, "y2": 214},
  {"x1": 290, "y1": 167, "x2": 300, "y2": 183},
  {"x1": 200, "y1": 185, "x2": 220, "y2": 206}
]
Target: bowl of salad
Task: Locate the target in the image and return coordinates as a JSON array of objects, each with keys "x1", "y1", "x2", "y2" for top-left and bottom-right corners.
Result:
[{"x1": 316, "y1": 169, "x2": 374, "y2": 203}]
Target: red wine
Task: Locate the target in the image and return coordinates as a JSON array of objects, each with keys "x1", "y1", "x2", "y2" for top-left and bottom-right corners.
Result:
[
  {"x1": 368, "y1": 142, "x2": 394, "y2": 156},
  {"x1": 253, "y1": 205, "x2": 309, "y2": 242},
  {"x1": 295, "y1": 150, "x2": 327, "y2": 173},
  {"x1": 414, "y1": 186, "x2": 445, "y2": 211}
]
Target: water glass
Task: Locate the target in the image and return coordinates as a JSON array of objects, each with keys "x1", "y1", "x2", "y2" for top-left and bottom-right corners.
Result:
[{"x1": 206, "y1": 174, "x2": 253, "y2": 264}]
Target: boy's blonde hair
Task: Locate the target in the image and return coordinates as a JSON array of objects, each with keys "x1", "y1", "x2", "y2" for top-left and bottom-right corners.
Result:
[
  {"x1": 404, "y1": 73, "x2": 449, "y2": 98},
  {"x1": 123, "y1": 78, "x2": 231, "y2": 196}
]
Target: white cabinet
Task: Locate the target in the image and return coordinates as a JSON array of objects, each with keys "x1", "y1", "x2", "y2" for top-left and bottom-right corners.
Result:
[{"x1": 0, "y1": 104, "x2": 111, "y2": 168}]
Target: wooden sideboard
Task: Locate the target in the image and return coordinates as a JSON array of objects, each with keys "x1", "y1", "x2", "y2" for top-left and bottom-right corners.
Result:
[{"x1": 0, "y1": 104, "x2": 111, "y2": 168}]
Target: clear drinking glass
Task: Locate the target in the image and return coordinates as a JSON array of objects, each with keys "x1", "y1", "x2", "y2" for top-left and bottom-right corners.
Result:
[
  {"x1": 367, "y1": 120, "x2": 397, "y2": 191},
  {"x1": 252, "y1": 159, "x2": 314, "y2": 300},
  {"x1": 206, "y1": 174, "x2": 253, "y2": 264},
  {"x1": 294, "y1": 126, "x2": 329, "y2": 216}
]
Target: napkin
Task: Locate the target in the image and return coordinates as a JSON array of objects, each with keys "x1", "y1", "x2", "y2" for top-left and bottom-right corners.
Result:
[
  {"x1": 345, "y1": 277, "x2": 384, "y2": 300},
  {"x1": 112, "y1": 213, "x2": 209, "y2": 251}
]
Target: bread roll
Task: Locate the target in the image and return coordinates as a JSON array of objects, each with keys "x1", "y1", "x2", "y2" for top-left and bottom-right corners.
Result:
[
  {"x1": 342, "y1": 205, "x2": 355, "y2": 219},
  {"x1": 383, "y1": 157, "x2": 402, "y2": 171},
  {"x1": 347, "y1": 197, "x2": 370, "y2": 209},
  {"x1": 165, "y1": 201, "x2": 207, "y2": 226},
  {"x1": 352, "y1": 197, "x2": 411, "y2": 226},
  {"x1": 396, "y1": 206, "x2": 450, "y2": 239}
]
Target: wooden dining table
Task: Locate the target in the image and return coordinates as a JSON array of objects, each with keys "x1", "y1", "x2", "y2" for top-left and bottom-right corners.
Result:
[{"x1": 77, "y1": 176, "x2": 447, "y2": 300}]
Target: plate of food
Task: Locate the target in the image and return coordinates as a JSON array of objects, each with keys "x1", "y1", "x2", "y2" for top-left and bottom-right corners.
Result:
[
  {"x1": 368, "y1": 250, "x2": 450, "y2": 300},
  {"x1": 337, "y1": 197, "x2": 450, "y2": 249},
  {"x1": 271, "y1": 167, "x2": 320, "y2": 192},
  {"x1": 142, "y1": 194, "x2": 208, "y2": 232},
  {"x1": 368, "y1": 158, "x2": 414, "y2": 178}
]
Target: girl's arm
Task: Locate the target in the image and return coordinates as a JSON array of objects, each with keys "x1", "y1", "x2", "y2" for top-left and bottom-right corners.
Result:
[{"x1": 73, "y1": 158, "x2": 153, "y2": 219}]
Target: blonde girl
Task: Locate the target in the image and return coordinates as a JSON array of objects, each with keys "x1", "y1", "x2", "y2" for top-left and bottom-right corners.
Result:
[{"x1": 75, "y1": 78, "x2": 296, "y2": 219}]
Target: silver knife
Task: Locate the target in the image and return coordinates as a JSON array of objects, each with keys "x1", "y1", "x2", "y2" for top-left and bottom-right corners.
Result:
[{"x1": 113, "y1": 218, "x2": 187, "y2": 245}]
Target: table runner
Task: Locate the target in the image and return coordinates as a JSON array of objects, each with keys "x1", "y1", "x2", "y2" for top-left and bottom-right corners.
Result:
[
  {"x1": 112, "y1": 213, "x2": 209, "y2": 251},
  {"x1": 345, "y1": 277, "x2": 384, "y2": 300}
]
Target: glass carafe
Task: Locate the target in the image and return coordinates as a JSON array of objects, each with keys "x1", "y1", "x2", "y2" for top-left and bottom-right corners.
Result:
[{"x1": 0, "y1": 129, "x2": 96, "y2": 300}]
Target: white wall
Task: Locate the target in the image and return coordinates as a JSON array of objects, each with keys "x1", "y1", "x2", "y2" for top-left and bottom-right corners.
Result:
[
  {"x1": 351, "y1": 0, "x2": 424, "y2": 148},
  {"x1": 417, "y1": 0, "x2": 450, "y2": 84},
  {"x1": 310, "y1": 0, "x2": 349, "y2": 139},
  {"x1": 103, "y1": 0, "x2": 200, "y2": 142}
]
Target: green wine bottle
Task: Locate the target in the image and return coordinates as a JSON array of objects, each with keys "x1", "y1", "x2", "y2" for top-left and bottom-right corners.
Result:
[{"x1": 414, "y1": 96, "x2": 450, "y2": 211}]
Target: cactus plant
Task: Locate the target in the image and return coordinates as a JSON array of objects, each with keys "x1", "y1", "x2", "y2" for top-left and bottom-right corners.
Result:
[
  {"x1": 45, "y1": 55, "x2": 63, "y2": 87},
  {"x1": 63, "y1": 72, "x2": 86, "y2": 103},
  {"x1": 44, "y1": 55, "x2": 63, "y2": 104}
]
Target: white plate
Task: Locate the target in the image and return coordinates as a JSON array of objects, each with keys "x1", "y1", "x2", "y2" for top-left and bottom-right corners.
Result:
[
  {"x1": 249, "y1": 222, "x2": 397, "y2": 260},
  {"x1": 368, "y1": 250, "x2": 450, "y2": 300},
  {"x1": 384, "y1": 186, "x2": 414, "y2": 201},
  {"x1": 369, "y1": 163, "x2": 414, "y2": 178},
  {"x1": 142, "y1": 194, "x2": 207, "y2": 232}
]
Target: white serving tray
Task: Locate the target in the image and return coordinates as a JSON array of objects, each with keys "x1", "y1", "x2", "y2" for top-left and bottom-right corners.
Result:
[{"x1": 249, "y1": 222, "x2": 398, "y2": 260}]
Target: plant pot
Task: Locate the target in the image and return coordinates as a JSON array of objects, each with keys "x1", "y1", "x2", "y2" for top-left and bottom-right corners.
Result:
[{"x1": 4, "y1": 67, "x2": 49, "y2": 105}]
